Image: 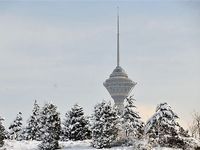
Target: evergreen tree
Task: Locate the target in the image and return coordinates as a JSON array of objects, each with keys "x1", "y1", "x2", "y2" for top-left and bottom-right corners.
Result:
[
  {"x1": 60, "y1": 112, "x2": 70, "y2": 141},
  {"x1": 67, "y1": 104, "x2": 91, "y2": 141},
  {"x1": 25, "y1": 100, "x2": 41, "y2": 140},
  {"x1": 19, "y1": 127, "x2": 29, "y2": 140},
  {"x1": 91, "y1": 101, "x2": 120, "y2": 148},
  {"x1": 8, "y1": 112, "x2": 23, "y2": 140},
  {"x1": 0, "y1": 117, "x2": 5, "y2": 147},
  {"x1": 38, "y1": 103, "x2": 61, "y2": 150},
  {"x1": 122, "y1": 96, "x2": 144, "y2": 139},
  {"x1": 145, "y1": 102, "x2": 186, "y2": 148}
]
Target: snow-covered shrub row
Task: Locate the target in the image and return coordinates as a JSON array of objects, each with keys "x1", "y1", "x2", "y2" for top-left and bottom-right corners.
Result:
[
  {"x1": 3, "y1": 101, "x2": 91, "y2": 149},
  {"x1": 0, "y1": 98, "x2": 200, "y2": 149}
]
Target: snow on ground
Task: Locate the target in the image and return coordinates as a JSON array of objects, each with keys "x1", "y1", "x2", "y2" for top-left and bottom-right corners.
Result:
[
  {"x1": 0, "y1": 140, "x2": 40, "y2": 150},
  {"x1": 0, "y1": 140, "x2": 132, "y2": 150},
  {"x1": 0, "y1": 140, "x2": 181, "y2": 150}
]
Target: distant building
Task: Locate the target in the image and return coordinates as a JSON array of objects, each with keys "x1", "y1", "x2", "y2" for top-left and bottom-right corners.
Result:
[{"x1": 103, "y1": 13, "x2": 136, "y2": 112}]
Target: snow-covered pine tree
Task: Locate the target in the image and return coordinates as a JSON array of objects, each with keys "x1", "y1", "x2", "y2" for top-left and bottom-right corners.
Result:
[
  {"x1": 67, "y1": 104, "x2": 91, "y2": 141},
  {"x1": 91, "y1": 101, "x2": 120, "y2": 148},
  {"x1": 19, "y1": 127, "x2": 29, "y2": 140},
  {"x1": 145, "y1": 102, "x2": 186, "y2": 148},
  {"x1": 39, "y1": 103, "x2": 61, "y2": 150},
  {"x1": 25, "y1": 100, "x2": 41, "y2": 140},
  {"x1": 122, "y1": 96, "x2": 144, "y2": 139},
  {"x1": 0, "y1": 116, "x2": 5, "y2": 147},
  {"x1": 8, "y1": 112, "x2": 23, "y2": 140},
  {"x1": 60, "y1": 112, "x2": 70, "y2": 141}
]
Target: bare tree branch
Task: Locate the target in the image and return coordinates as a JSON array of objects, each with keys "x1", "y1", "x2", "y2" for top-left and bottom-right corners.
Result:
[{"x1": 189, "y1": 111, "x2": 200, "y2": 139}]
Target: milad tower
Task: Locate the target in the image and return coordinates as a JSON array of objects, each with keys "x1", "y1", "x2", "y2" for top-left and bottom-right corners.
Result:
[{"x1": 103, "y1": 12, "x2": 137, "y2": 112}]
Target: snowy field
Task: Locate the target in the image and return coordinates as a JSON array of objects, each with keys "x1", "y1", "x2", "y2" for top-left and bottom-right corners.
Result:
[{"x1": 0, "y1": 140, "x2": 181, "y2": 150}]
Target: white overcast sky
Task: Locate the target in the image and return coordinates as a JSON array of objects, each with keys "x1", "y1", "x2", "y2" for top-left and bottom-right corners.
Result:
[{"x1": 0, "y1": 1, "x2": 200, "y2": 128}]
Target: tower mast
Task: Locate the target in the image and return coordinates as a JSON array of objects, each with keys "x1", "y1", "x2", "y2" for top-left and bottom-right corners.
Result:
[
  {"x1": 104, "y1": 8, "x2": 136, "y2": 112},
  {"x1": 117, "y1": 7, "x2": 120, "y2": 67}
]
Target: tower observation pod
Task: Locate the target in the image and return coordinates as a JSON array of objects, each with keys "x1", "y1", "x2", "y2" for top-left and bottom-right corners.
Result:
[{"x1": 103, "y1": 10, "x2": 137, "y2": 112}]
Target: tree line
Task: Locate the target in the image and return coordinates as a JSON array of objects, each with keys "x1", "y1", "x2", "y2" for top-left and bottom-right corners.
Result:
[{"x1": 0, "y1": 97, "x2": 199, "y2": 149}]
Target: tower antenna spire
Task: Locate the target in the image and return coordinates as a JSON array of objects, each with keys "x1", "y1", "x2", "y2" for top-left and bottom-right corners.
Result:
[{"x1": 117, "y1": 7, "x2": 120, "y2": 67}]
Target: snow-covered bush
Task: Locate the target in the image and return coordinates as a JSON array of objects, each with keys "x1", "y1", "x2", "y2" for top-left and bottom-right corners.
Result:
[
  {"x1": 25, "y1": 100, "x2": 41, "y2": 140},
  {"x1": 183, "y1": 137, "x2": 200, "y2": 149},
  {"x1": 0, "y1": 116, "x2": 5, "y2": 147},
  {"x1": 162, "y1": 136, "x2": 200, "y2": 149},
  {"x1": 91, "y1": 101, "x2": 120, "y2": 148},
  {"x1": 8, "y1": 112, "x2": 23, "y2": 140},
  {"x1": 38, "y1": 103, "x2": 61, "y2": 150},
  {"x1": 62, "y1": 104, "x2": 91, "y2": 141},
  {"x1": 131, "y1": 139, "x2": 152, "y2": 150}
]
